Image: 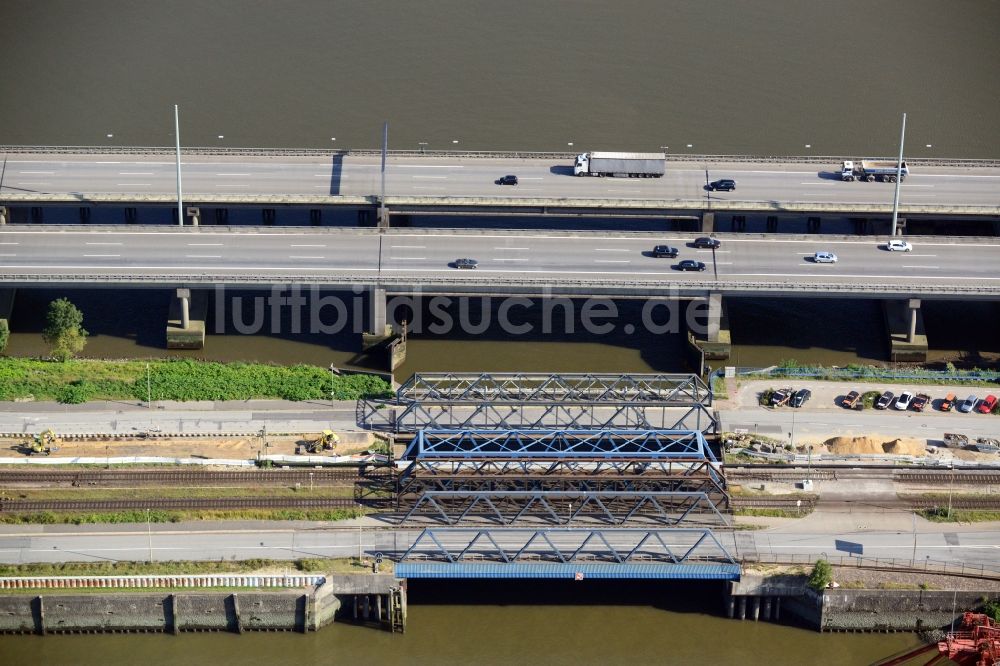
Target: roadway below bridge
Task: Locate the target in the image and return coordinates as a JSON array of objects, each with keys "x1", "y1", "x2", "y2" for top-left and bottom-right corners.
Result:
[
  {"x1": 0, "y1": 226, "x2": 998, "y2": 298},
  {"x1": 0, "y1": 516, "x2": 997, "y2": 572},
  {"x1": 1, "y1": 151, "x2": 999, "y2": 214}
]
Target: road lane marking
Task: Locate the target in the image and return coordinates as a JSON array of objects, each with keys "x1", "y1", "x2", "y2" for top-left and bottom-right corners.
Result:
[
  {"x1": 594, "y1": 259, "x2": 630, "y2": 263},
  {"x1": 115, "y1": 183, "x2": 151, "y2": 186},
  {"x1": 412, "y1": 175, "x2": 448, "y2": 179},
  {"x1": 390, "y1": 257, "x2": 426, "y2": 260},
  {"x1": 395, "y1": 165, "x2": 463, "y2": 168},
  {"x1": 119, "y1": 172, "x2": 155, "y2": 175},
  {"x1": 594, "y1": 248, "x2": 631, "y2": 252},
  {"x1": 188, "y1": 243, "x2": 223, "y2": 246},
  {"x1": 216, "y1": 173, "x2": 251, "y2": 176},
  {"x1": 290, "y1": 244, "x2": 326, "y2": 248},
  {"x1": 903, "y1": 265, "x2": 939, "y2": 269},
  {"x1": 82, "y1": 254, "x2": 120, "y2": 258},
  {"x1": 17, "y1": 171, "x2": 55, "y2": 174},
  {"x1": 799, "y1": 182, "x2": 834, "y2": 185},
  {"x1": 0, "y1": 254, "x2": 16, "y2": 257},
  {"x1": 910, "y1": 254, "x2": 937, "y2": 257},
  {"x1": 289, "y1": 256, "x2": 325, "y2": 260},
  {"x1": 15, "y1": 182, "x2": 50, "y2": 185},
  {"x1": 85, "y1": 242, "x2": 123, "y2": 246},
  {"x1": 216, "y1": 184, "x2": 249, "y2": 187},
  {"x1": 0, "y1": 242, "x2": 19, "y2": 245},
  {"x1": 185, "y1": 255, "x2": 222, "y2": 258},
  {"x1": 412, "y1": 186, "x2": 446, "y2": 190},
  {"x1": 391, "y1": 245, "x2": 426, "y2": 249},
  {"x1": 494, "y1": 247, "x2": 529, "y2": 251}
]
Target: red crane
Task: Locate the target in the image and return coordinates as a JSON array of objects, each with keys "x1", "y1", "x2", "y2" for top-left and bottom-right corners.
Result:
[{"x1": 873, "y1": 612, "x2": 1000, "y2": 666}]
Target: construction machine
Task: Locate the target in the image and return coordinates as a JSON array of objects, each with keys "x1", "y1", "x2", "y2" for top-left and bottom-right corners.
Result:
[
  {"x1": 22, "y1": 429, "x2": 59, "y2": 456},
  {"x1": 296, "y1": 430, "x2": 339, "y2": 455}
]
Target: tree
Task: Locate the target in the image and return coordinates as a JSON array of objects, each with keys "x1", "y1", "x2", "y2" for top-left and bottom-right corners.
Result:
[
  {"x1": 0, "y1": 319, "x2": 8, "y2": 353},
  {"x1": 808, "y1": 559, "x2": 833, "y2": 591},
  {"x1": 42, "y1": 298, "x2": 88, "y2": 361}
]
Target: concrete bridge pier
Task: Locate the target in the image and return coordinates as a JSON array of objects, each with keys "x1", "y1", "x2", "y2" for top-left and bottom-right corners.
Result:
[
  {"x1": 310, "y1": 209, "x2": 322, "y2": 226},
  {"x1": 883, "y1": 298, "x2": 928, "y2": 362},
  {"x1": 0, "y1": 206, "x2": 7, "y2": 225},
  {"x1": 187, "y1": 207, "x2": 201, "y2": 226},
  {"x1": 166, "y1": 288, "x2": 207, "y2": 349},
  {"x1": 361, "y1": 286, "x2": 406, "y2": 371},
  {"x1": 690, "y1": 291, "x2": 731, "y2": 361},
  {"x1": 262, "y1": 208, "x2": 276, "y2": 225},
  {"x1": 701, "y1": 212, "x2": 715, "y2": 233},
  {"x1": 124, "y1": 207, "x2": 137, "y2": 224},
  {"x1": 0, "y1": 289, "x2": 16, "y2": 348}
]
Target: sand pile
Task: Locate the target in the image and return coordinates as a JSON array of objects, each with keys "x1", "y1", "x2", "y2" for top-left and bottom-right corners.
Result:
[{"x1": 823, "y1": 436, "x2": 926, "y2": 456}]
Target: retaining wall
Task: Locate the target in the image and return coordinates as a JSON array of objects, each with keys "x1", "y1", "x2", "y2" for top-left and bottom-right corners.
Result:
[{"x1": 821, "y1": 590, "x2": 991, "y2": 632}]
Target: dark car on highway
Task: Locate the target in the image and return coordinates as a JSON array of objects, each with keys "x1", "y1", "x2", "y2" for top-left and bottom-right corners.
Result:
[
  {"x1": 453, "y1": 258, "x2": 478, "y2": 269},
  {"x1": 791, "y1": 388, "x2": 811, "y2": 408},
  {"x1": 691, "y1": 237, "x2": 721, "y2": 249},
  {"x1": 875, "y1": 391, "x2": 894, "y2": 410},
  {"x1": 652, "y1": 245, "x2": 679, "y2": 258},
  {"x1": 707, "y1": 178, "x2": 736, "y2": 191},
  {"x1": 675, "y1": 260, "x2": 706, "y2": 272},
  {"x1": 496, "y1": 175, "x2": 518, "y2": 185}
]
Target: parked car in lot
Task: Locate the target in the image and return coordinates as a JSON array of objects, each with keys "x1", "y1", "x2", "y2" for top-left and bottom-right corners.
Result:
[
  {"x1": 675, "y1": 260, "x2": 706, "y2": 271},
  {"x1": 958, "y1": 395, "x2": 978, "y2": 413},
  {"x1": 652, "y1": 245, "x2": 679, "y2": 258},
  {"x1": 813, "y1": 251, "x2": 838, "y2": 264},
  {"x1": 940, "y1": 393, "x2": 956, "y2": 411},
  {"x1": 453, "y1": 258, "x2": 479, "y2": 269},
  {"x1": 894, "y1": 391, "x2": 914, "y2": 410},
  {"x1": 911, "y1": 393, "x2": 930, "y2": 411},
  {"x1": 875, "y1": 391, "x2": 894, "y2": 410},
  {"x1": 691, "y1": 237, "x2": 721, "y2": 249},
  {"x1": 977, "y1": 394, "x2": 998, "y2": 414},
  {"x1": 841, "y1": 390, "x2": 860, "y2": 409},
  {"x1": 707, "y1": 179, "x2": 736, "y2": 191},
  {"x1": 496, "y1": 175, "x2": 518, "y2": 185},
  {"x1": 885, "y1": 239, "x2": 913, "y2": 252},
  {"x1": 791, "y1": 388, "x2": 812, "y2": 408}
]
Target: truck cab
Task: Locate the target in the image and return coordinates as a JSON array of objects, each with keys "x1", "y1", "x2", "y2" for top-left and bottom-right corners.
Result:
[
  {"x1": 840, "y1": 161, "x2": 857, "y2": 181},
  {"x1": 573, "y1": 153, "x2": 589, "y2": 176}
]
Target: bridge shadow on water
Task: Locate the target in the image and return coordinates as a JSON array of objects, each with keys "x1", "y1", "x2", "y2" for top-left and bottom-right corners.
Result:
[{"x1": 407, "y1": 578, "x2": 725, "y2": 616}]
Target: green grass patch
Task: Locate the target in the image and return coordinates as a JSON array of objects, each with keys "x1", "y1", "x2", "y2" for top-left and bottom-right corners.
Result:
[
  {"x1": 921, "y1": 509, "x2": 1000, "y2": 523},
  {"x1": 0, "y1": 507, "x2": 367, "y2": 525},
  {"x1": 0, "y1": 357, "x2": 391, "y2": 403}
]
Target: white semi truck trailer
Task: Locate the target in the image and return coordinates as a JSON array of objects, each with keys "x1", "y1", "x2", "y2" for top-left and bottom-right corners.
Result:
[
  {"x1": 840, "y1": 160, "x2": 909, "y2": 182},
  {"x1": 573, "y1": 152, "x2": 665, "y2": 178}
]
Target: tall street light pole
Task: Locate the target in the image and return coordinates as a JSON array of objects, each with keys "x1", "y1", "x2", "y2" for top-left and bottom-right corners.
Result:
[
  {"x1": 890, "y1": 112, "x2": 906, "y2": 236},
  {"x1": 174, "y1": 105, "x2": 184, "y2": 226}
]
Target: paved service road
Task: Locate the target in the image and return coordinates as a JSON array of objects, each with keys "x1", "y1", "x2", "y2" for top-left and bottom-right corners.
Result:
[
  {"x1": 0, "y1": 228, "x2": 998, "y2": 292},
  {"x1": 2, "y1": 153, "x2": 1000, "y2": 208},
  {"x1": 0, "y1": 517, "x2": 997, "y2": 571}
]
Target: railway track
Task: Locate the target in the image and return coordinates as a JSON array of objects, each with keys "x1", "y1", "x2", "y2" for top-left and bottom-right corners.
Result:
[
  {"x1": 0, "y1": 468, "x2": 388, "y2": 487},
  {"x1": 0, "y1": 496, "x2": 391, "y2": 512}
]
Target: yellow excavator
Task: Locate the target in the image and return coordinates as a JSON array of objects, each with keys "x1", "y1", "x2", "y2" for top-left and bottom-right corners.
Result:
[
  {"x1": 296, "y1": 430, "x2": 339, "y2": 455},
  {"x1": 22, "y1": 429, "x2": 59, "y2": 456}
]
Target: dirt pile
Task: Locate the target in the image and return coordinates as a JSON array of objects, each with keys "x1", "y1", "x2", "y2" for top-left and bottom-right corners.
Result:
[{"x1": 823, "y1": 435, "x2": 927, "y2": 456}]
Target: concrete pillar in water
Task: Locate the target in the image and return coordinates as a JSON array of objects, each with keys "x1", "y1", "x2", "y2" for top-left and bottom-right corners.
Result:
[
  {"x1": 363, "y1": 595, "x2": 371, "y2": 620},
  {"x1": 376, "y1": 594, "x2": 383, "y2": 622},
  {"x1": 701, "y1": 211, "x2": 715, "y2": 233},
  {"x1": 738, "y1": 596, "x2": 746, "y2": 620},
  {"x1": 774, "y1": 597, "x2": 781, "y2": 621},
  {"x1": 166, "y1": 288, "x2": 206, "y2": 349},
  {"x1": 763, "y1": 597, "x2": 772, "y2": 621},
  {"x1": 727, "y1": 596, "x2": 735, "y2": 618},
  {"x1": 690, "y1": 291, "x2": 731, "y2": 361},
  {"x1": 882, "y1": 298, "x2": 927, "y2": 362},
  {"x1": 752, "y1": 596, "x2": 760, "y2": 621}
]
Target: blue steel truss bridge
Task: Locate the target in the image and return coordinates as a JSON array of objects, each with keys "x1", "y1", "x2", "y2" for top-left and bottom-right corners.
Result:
[{"x1": 394, "y1": 528, "x2": 740, "y2": 580}]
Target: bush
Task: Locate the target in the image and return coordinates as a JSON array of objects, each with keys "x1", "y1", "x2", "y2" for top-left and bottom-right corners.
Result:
[
  {"x1": 0, "y1": 319, "x2": 8, "y2": 353},
  {"x1": 984, "y1": 600, "x2": 1000, "y2": 622},
  {"x1": 56, "y1": 380, "x2": 93, "y2": 404},
  {"x1": 808, "y1": 559, "x2": 833, "y2": 591},
  {"x1": 759, "y1": 388, "x2": 774, "y2": 406}
]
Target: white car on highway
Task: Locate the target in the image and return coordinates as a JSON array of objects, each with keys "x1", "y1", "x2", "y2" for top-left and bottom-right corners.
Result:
[
  {"x1": 813, "y1": 251, "x2": 838, "y2": 263},
  {"x1": 885, "y1": 240, "x2": 913, "y2": 252}
]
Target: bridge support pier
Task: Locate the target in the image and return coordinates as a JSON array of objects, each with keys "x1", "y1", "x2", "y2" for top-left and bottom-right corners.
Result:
[
  {"x1": 166, "y1": 288, "x2": 206, "y2": 349},
  {"x1": 0, "y1": 206, "x2": 7, "y2": 225},
  {"x1": 361, "y1": 287, "x2": 406, "y2": 372},
  {"x1": 124, "y1": 207, "x2": 137, "y2": 224},
  {"x1": 0, "y1": 289, "x2": 16, "y2": 347},
  {"x1": 187, "y1": 207, "x2": 200, "y2": 226},
  {"x1": 689, "y1": 291, "x2": 731, "y2": 361},
  {"x1": 262, "y1": 208, "x2": 276, "y2": 225},
  {"x1": 701, "y1": 212, "x2": 715, "y2": 233},
  {"x1": 310, "y1": 209, "x2": 322, "y2": 226},
  {"x1": 882, "y1": 298, "x2": 927, "y2": 362}
]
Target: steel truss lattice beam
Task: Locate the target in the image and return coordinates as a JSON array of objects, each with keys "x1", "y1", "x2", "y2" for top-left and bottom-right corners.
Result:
[
  {"x1": 398, "y1": 528, "x2": 737, "y2": 567},
  {"x1": 399, "y1": 491, "x2": 731, "y2": 527},
  {"x1": 396, "y1": 373, "x2": 712, "y2": 405},
  {"x1": 395, "y1": 459, "x2": 728, "y2": 508},
  {"x1": 402, "y1": 429, "x2": 718, "y2": 460}
]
